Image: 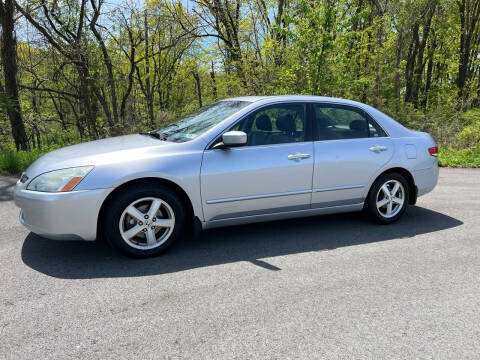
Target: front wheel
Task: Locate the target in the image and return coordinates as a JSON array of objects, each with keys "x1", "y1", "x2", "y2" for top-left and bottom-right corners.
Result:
[
  {"x1": 103, "y1": 184, "x2": 186, "y2": 258},
  {"x1": 364, "y1": 173, "x2": 409, "y2": 224}
]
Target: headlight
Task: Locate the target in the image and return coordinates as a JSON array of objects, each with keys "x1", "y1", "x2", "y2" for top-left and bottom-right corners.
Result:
[{"x1": 27, "y1": 166, "x2": 94, "y2": 192}]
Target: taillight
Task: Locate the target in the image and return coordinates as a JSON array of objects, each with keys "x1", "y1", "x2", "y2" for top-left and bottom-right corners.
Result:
[{"x1": 428, "y1": 146, "x2": 438, "y2": 157}]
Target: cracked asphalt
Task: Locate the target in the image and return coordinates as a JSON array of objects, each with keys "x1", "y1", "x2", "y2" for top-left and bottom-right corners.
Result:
[{"x1": 0, "y1": 168, "x2": 479, "y2": 359}]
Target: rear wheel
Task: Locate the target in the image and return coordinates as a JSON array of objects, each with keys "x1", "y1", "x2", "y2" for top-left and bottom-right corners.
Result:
[
  {"x1": 103, "y1": 184, "x2": 185, "y2": 258},
  {"x1": 364, "y1": 173, "x2": 409, "y2": 224}
]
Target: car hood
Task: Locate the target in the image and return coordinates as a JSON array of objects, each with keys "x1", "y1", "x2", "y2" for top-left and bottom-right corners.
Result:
[{"x1": 26, "y1": 134, "x2": 174, "y2": 177}]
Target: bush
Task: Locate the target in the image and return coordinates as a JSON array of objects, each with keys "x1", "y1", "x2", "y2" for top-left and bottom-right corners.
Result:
[
  {"x1": 0, "y1": 149, "x2": 44, "y2": 174},
  {"x1": 438, "y1": 146, "x2": 480, "y2": 168},
  {"x1": 457, "y1": 121, "x2": 480, "y2": 148}
]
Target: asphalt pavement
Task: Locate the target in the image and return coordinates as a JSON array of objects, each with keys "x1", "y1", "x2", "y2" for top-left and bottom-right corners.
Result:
[{"x1": 0, "y1": 168, "x2": 479, "y2": 359}]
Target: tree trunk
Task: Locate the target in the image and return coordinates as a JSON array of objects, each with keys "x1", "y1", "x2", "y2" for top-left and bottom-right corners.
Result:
[
  {"x1": 77, "y1": 66, "x2": 99, "y2": 139},
  {"x1": 192, "y1": 71, "x2": 202, "y2": 108},
  {"x1": 90, "y1": 0, "x2": 119, "y2": 133},
  {"x1": 404, "y1": 24, "x2": 418, "y2": 104},
  {"x1": 411, "y1": 3, "x2": 435, "y2": 108},
  {"x1": 422, "y1": 35, "x2": 436, "y2": 109},
  {"x1": 144, "y1": 11, "x2": 154, "y2": 127},
  {"x1": 31, "y1": 93, "x2": 42, "y2": 150},
  {"x1": 0, "y1": 0, "x2": 29, "y2": 151},
  {"x1": 373, "y1": 19, "x2": 383, "y2": 107},
  {"x1": 50, "y1": 95, "x2": 68, "y2": 130},
  {"x1": 210, "y1": 61, "x2": 217, "y2": 100},
  {"x1": 456, "y1": 0, "x2": 480, "y2": 107},
  {"x1": 395, "y1": 28, "x2": 404, "y2": 114},
  {"x1": 120, "y1": 21, "x2": 137, "y2": 127}
]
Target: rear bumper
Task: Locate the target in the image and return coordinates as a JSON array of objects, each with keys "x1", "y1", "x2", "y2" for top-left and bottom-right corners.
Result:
[
  {"x1": 413, "y1": 161, "x2": 439, "y2": 197},
  {"x1": 14, "y1": 183, "x2": 112, "y2": 241}
]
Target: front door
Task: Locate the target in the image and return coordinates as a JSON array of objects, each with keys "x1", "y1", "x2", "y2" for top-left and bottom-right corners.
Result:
[{"x1": 201, "y1": 103, "x2": 314, "y2": 222}]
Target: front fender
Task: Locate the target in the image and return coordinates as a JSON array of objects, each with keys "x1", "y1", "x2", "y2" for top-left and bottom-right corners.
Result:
[{"x1": 76, "y1": 150, "x2": 204, "y2": 220}]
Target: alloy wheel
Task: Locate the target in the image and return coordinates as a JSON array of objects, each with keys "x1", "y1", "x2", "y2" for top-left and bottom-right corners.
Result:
[
  {"x1": 375, "y1": 179, "x2": 405, "y2": 219},
  {"x1": 119, "y1": 197, "x2": 175, "y2": 250}
]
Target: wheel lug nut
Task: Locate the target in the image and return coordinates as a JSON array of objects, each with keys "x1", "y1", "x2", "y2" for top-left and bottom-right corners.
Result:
[
  {"x1": 143, "y1": 228, "x2": 147, "y2": 232},
  {"x1": 152, "y1": 218, "x2": 156, "y2": 222},
  {"x1": 138, "y1": 221, "x2": 143, "y2": 226},
  {"x1": 144, "y1": 215, "x2": 149, "y2": 219}
]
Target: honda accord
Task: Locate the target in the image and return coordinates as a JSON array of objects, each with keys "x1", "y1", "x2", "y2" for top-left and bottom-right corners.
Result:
[{"x1": 14, "y1": 96, "x2": 439, "y2": 257}]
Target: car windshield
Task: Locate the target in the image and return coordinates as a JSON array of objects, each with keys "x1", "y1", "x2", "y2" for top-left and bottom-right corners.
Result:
[{"x1": 156, "y1": 100, "x2": 250, "y2": 143}]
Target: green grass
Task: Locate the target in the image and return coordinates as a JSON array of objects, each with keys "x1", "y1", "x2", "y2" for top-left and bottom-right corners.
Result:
[
  {"x1": 438, "y1": 146, "x2": 480, "y2": 168},
  {"x1": 0, "y1": 145, "x2": 478, "y2": 175},
  {"x1": 0, "y1": 149, "x2": 44, "y2": 174}
]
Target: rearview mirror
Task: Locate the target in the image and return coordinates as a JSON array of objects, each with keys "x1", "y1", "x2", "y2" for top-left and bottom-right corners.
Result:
[{"x1": 220, "y1": 131, "x2": 247, "y2": 147}]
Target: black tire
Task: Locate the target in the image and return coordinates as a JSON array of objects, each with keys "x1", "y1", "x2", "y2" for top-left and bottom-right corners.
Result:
[
  {"x1": 364, "y1": 172, "x2": 409, "y2": 224},
  {"x1": 103, "y1": 183, "x2": 186, "y2": 258}
]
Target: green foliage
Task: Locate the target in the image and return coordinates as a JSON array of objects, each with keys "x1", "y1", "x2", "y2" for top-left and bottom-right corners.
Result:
[
  {"x1": 456, "y1": 111, "x2": 480, "y2": 148},
  {"x1": 438, "y1": 147, "x2": 480, "y2": 168},
  {"x1": 0, "y1": 94, "x2": 15, "y2": 114},
  {"x1": 0, "y1": 149, "x2": 44, "y2": 174},
  {"x1": 458, "y1": 124, "x2": 480, "y2": 148},
  {"x1": 2, "y1": 0, "x2": 480, "y2": 168}
]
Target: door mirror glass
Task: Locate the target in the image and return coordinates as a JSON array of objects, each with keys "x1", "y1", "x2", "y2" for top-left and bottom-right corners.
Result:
[{"x1": 221, "y1": 131, "x2": 247, "y2": 147}]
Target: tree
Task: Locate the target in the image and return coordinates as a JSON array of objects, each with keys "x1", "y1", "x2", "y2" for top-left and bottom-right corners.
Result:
[
  {"x1": 0, "y1": 0, "x2": 479, "y2": 155},
  {"x1": 0, "y1": 0, "x2": 29, "y2": 150},
  {"x1": 15, "y1": 0, "x2": 102, "y2": 138},
  {"x1": 456, "y1": 0, "x2": 480, "y2": 107}
]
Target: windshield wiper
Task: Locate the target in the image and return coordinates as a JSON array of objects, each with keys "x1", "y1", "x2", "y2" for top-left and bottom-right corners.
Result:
[
  {"x1": 139, "y1": 131, "x2": 163, "y2": 140},
  {"x1": 158, "y1": 133, "x2": 169, "y2": 141}
]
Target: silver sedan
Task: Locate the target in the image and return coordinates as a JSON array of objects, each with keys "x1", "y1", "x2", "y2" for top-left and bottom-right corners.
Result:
[{"x1": 14, "y1": 96, "x2": 439, "y2": 257}]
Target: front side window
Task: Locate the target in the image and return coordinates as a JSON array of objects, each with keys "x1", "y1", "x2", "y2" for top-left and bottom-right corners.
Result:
[
  {"x1": 157, "y1": 100, "x2": 250, "y2": 142},
  {"x1": 231, "y1": 103, "x2": 306, "y2": 146},
  {"x1": 313, "y1": 104, "x2": 387, "y2": 140}
]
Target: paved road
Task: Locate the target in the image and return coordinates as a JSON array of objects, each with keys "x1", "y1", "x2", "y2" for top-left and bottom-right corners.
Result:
[{"x1": 0, "y1": 168, "x2": 479, "y2": 359}]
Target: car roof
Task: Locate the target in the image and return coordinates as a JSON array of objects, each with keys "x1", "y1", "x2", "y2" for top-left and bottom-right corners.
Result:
[
  {"x1": 223, "y1": 95, "x2": 368, "y2": 107},
  {"x1": 222, "y1": 96, "x2": 267, "y2": 102}
]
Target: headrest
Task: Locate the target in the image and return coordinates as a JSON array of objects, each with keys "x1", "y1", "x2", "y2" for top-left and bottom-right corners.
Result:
[
  {"x1": 317, "y1": 112, "x2": 332, "y2": 128},
  {"x1": 276, "y1": 114, "x2": 296, "y2": 132},
  {"x1": 256, "y1": 115, "x2": 272, "y2": 131},
  {"x1": 349, "y1": 120, "x2": 367, "y2": 132}
]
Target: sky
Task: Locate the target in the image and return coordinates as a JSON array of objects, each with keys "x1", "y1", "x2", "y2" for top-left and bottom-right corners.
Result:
[{"x1": 16, "y1": 0, "x2": 196, "y2": 42}]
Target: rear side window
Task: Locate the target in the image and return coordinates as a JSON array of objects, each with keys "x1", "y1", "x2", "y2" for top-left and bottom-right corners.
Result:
[
  {"x1": 313, "y1": 104, "x2": 387, "y2": 140},
  {"x1": 231, "y1": 103, "x2": 306, "y2": 146}
]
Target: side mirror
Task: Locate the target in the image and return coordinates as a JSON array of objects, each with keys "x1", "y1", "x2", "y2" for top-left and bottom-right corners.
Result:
[{"x1": 219, "y1": 131, "x2": 247, "y2": 148}]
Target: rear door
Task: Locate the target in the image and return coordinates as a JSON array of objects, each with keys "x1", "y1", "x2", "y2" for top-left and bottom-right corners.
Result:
[{"x1": 311, "y1": 103, "x2": 393, "y2": 208}]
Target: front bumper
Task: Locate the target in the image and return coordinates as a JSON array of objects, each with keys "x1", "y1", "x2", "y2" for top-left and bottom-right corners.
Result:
[{"x1": 14, "y1": 183, "x2": 113, "y2": 241}]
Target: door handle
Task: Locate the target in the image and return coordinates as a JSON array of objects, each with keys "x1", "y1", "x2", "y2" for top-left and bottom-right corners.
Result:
[
  {"x1": 369, "y1": 145, "x2": 388, "y2": 153},
  {"x1": 288, "y1": 152, "x2": 311, "y2": 161}
]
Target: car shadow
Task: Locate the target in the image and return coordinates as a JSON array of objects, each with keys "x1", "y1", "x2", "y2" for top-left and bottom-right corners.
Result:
[
  {"x1": 21, "y1": 206, "x2": 463, "y2": 279},
  {"x1": 0, "y1": 177, "x2": 17, "y2": 202}
]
